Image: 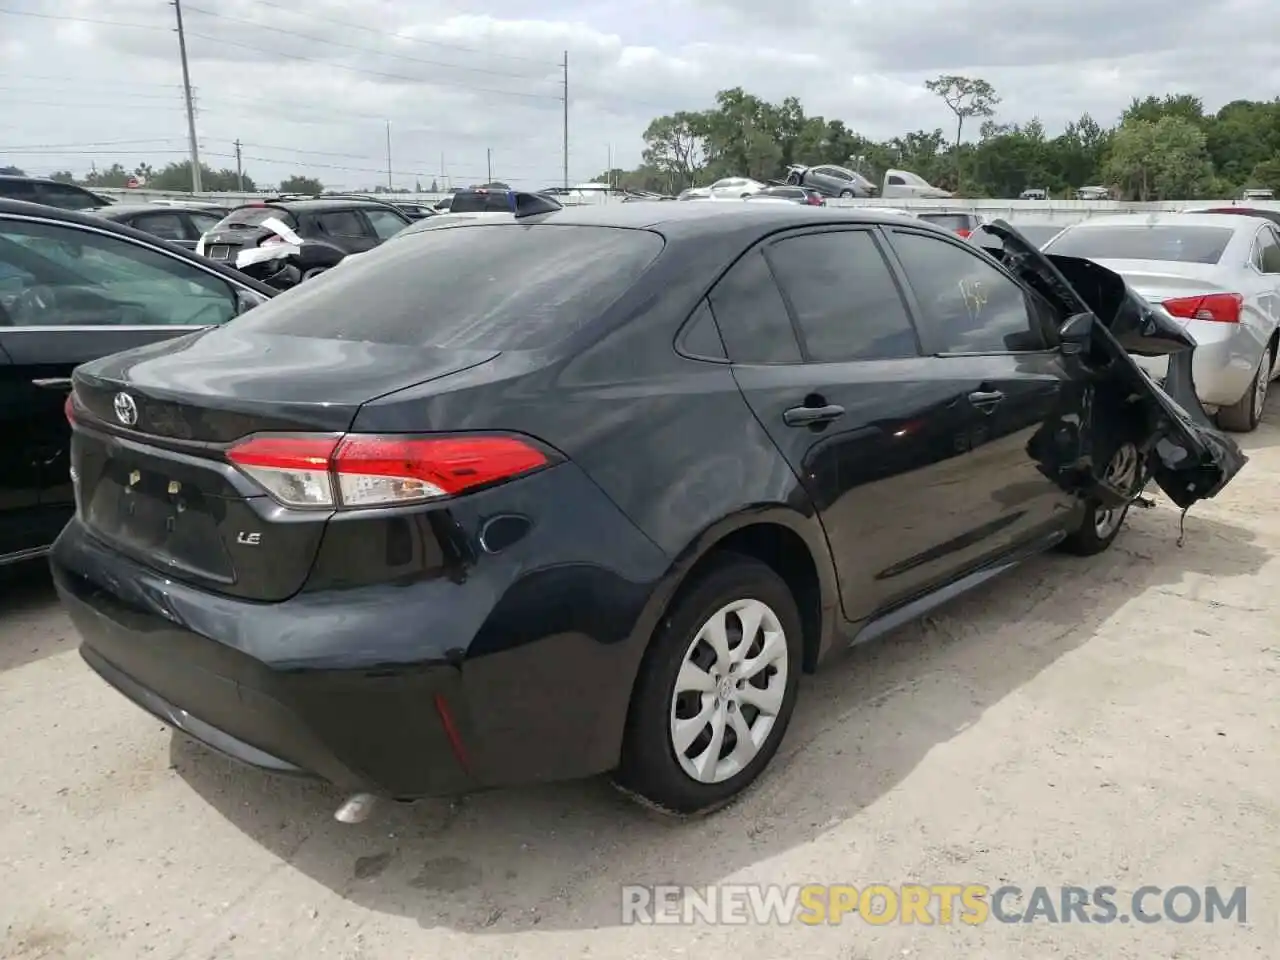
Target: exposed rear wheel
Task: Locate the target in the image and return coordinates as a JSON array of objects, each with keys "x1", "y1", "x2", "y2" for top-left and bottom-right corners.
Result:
[
  {"x1": 839, "y1": 189, "x2": 854, "y2": 198},
  {"x1": 1060, "y1": 441, "x2": 1140, "y2": 556},
  {"x1": 615, "y1": 554, "x2": 802, "y2": 814},
  {"x1": 1217, "y1": 344, "x2": 1272, "y2": 432}
]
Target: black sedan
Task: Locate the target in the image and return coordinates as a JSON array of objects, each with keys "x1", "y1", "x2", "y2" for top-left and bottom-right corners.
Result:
[
  {"x1": 96, "y1": 203, "x2": 230, "y2": 250},
  {"x1": 0, "y1": 199, "x2": 274, "y2": 567},
  {"x1": 51, "y1": 200, "x2": 1244, "y2": 816}
]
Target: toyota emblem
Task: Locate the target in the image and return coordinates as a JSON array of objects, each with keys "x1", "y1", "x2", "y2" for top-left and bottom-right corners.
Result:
[{"x1": 113, "y1": 392, "x2": 138, "y2": 426}]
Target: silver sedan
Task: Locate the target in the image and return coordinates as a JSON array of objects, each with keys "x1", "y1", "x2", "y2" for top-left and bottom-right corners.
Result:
[{"x1": 1044, "y1": 213, "x2": 1280, "y2": 431}]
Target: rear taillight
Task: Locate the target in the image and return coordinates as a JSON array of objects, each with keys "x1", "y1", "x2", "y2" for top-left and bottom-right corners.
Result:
[
  {"x1": 64, "y1": 393, "x2": 76, "y2": 424},
  {"x1": 226, "y1": 433, "x2": 553, "y2": 509},
  {"x1": 955, "y1": 228, "x2": 971, "y2": 238},
  {"x1": 259, "y1": 235, "x2": 288, "y2": 247},
  {"x1": 1161, "y1": 292, "x2": 1243, "y2": 323}
]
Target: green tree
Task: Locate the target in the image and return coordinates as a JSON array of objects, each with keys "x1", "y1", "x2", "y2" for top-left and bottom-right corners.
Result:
[
  {"x1": 924, "y1": 75, "x2": 1001, "y2": 183},
  {"x1": 49, "y1": 170, "x2": 76, "y2": 183},
  {"x1": 0, "y1": 165, "x2": 24, "y2": 175},
  {"x1": 641, "y1": 111, "x2": 708, "y2": 189},
  {"x1": 280, "y1": 174, "x2": 323, "y2": 194},
  {"x1": 1102, "y1": 116, "x2": 1214, "y2": 200},
  {"x1": 83, "y1": 163, "x2": 130, "y2": 187}
]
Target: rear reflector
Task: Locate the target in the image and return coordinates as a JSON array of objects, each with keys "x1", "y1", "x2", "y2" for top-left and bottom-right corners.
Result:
[
  {"x1": 1161, "y1": 292, "x2": 1243, "y2": 324},
  {"x1": 226, "y1": 433, "x2": 553, "y2": 509}
]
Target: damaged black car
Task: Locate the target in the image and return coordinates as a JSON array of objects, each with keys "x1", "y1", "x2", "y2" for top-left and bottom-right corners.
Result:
[{"x1": 52, "y1": 204, "x2": 1244, "y2": 819}]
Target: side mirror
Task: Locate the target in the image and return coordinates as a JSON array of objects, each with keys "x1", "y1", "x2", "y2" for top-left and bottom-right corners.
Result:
[
  {"x1": 234, "y1": 288, "x2": 265, "y2": 315},
  {"x1": 1059, "y1": 312, "x2": 1094, "y2": 355}
]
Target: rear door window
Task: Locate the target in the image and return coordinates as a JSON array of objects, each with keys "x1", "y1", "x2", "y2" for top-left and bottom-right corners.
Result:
[
  {"x1": 707, "y1": 248, "x2": 802, "y2": 363},
  {"x1": 448, "y1": 192, "x2": 511, "y2": 213},
  {"x1": 1047, "y1": 225, "x2": 1234, "y2": 264},
  {"x1": 0, "y1": 179, "x2": 38, "y2": 202},
  {"x1": 132, "y1": 212, "x2": 187, "y2": 241},
  {"x1": 362, "y1": 208, "x2": 408, "y2": 241},
  {"x1": 211, "y1": 206, "x2": 296, "y2": 230},
  {"x1": 231, "y1": 224, "x2": 663, "y2": 349},
  {"x1": 765, "y1": 230, "x2": 918, "y2": 362},
  {"x1": 32, "y1": 182, "x2": 103, "y2": 210},
  {"x1": 317, "y1": 210, "x2": 369, "y2": 238}
]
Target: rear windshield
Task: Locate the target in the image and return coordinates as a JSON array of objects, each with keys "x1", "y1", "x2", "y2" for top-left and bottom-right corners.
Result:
[
  {"x1": 1047, "y1": 225, "x2": 1234, "y2": 264},
  {"x1": 918, "y1": 213, "x2": 972, "y2": 231},
  {"x1": 211, "y1": 206, "x2": 297, "y2": 230},
  {"x1": 231, "y1": 224, "x2": 664, "y2": 349}
]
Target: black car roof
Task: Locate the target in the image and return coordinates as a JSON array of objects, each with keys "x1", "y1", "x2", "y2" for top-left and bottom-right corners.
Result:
[
  {"x1": 97, "y1": 203, "x2": 215, "y2": 217},
  {"x1": 231, "y1": 198, "x2": 403, "y2": 213},
  {"x1": 0, "y1": 198, "x2": 276, "y2": 295}
]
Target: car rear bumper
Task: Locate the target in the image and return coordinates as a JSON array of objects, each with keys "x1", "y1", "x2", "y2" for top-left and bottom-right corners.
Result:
[
  {"x1": 51, "y1": 462, "x2": 672, "y2": 799},
  {"x1": 1132, "y1": 319, "x2": 1263, "y2": 409}
]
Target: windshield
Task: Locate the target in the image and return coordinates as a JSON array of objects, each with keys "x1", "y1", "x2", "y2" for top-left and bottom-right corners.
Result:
[
  {"x1": 1046, "y1": 225, "x2": 1234, "y2": 264},
  {"x1": 231, "y1": 224, "x2": 665, "y2": 350},
  {"x1": 918, "y1": 214, "x2": 972, "y2": 232},
  {"x1": 210, "y1": 206, "x2": 297, "y2": 230}
]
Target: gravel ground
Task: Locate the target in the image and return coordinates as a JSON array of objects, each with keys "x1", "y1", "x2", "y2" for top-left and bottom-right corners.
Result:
[{"x1": 2, "y1": 415, "x2": 1278, "y2": 960}]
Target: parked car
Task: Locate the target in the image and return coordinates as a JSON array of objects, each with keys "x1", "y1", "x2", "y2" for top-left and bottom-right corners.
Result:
[
  {"x1": 0, "y1": 199, "x2": 274, "y2": 567},
  {"x1": 1044, "y1": 213, "x2": 1280, "y2": 430},
  {"x1": 784, "y1": 164, "x2": 879, "y2": 198},
  {"x1": 744, "y1": 186, "x2": 826, "y2": 206},
  {"x1": 1184, "y1": 206, "x2": 1280, "y2": 229},
  {"x1": 194, "y1": 196, "x2": 412, "y2": 288},
  {"x1": 384, "y1": 201, "x2": 436, "y2": 221},
  {"x1": 914, "y1": 211, "x2": 985, "y2": 238},
  {"x1": 1076, "y1": 186, "x2": 1110, "y2": 201},
  {"x1": 1019, "y1": 189, "x2": 1048, "y2": 200},
  {"x1": 446, "y1": 187, "x2": 563, "y2": 215},
  {"x1": 677, "y1": 187, "x2": 711, "y2": 201},
  {"x1": 1241, "y1": 189, "x2": 1275, "y2": 201},
  {"x1": 52, "y1": 204, "x2": 1243, "y2": 818},
  {"x1": 707, "y1": 177, "x2": 767, "y2": 198},
  {"x1": 879, "y1": 169, "x2": 953, "y2": 199},
  {"x1": 95, "y1": 203, "x2": 229, "y2": 251},
  {"x1": 0, "y1": 175, "x2": 112, "y2": 211}
]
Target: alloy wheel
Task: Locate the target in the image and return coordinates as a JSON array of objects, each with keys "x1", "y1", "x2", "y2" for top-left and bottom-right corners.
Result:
[
  {"x1": 1254, "y1": 351, "x2": 1271, "y2": 417},
  {"x1": 668, "y1": 599, "x2": 789, "y2": 785},
  {"x1": 1094, "y1": 442, "x2": 1140, "y2": 538}
]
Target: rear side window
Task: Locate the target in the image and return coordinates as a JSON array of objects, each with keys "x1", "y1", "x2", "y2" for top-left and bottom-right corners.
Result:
[
  {"x1": 231, "y1": 224, "x2": 663, "y2": 349},
  {"x1": 318, "y1": 210, "x2": 368, "y2": 238},
  {"x1": 0, "y1": 179, "x2": 38, "y2": 201},
  {"x1": 33, "y1": 182, "x2": 104, "y2": 210},
  {"x1": 1047, "y1": 225, "x2": 1234, "y2": 264},
  {"x1": 707, "y1": 249, "x2": 801, "y2": 363},
  {"x1": 211, "y1": 206, "x2": 296, "y2": 230},
  {"x1": 132, "y1": 212, "x2": 187, "y2": 241},
  {"x1": 766, "y1": 230, "x2": 918, "y2": 362}
]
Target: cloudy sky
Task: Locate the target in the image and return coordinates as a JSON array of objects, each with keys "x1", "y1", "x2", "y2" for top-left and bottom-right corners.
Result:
[{"x1": 2, "y1": 0, "x2": 1278, "y2": 192}]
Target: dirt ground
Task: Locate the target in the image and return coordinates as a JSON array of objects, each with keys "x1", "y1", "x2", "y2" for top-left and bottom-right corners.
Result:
[{"x1": 2, "y1": 415, "x2": 1278, "y2": 960}]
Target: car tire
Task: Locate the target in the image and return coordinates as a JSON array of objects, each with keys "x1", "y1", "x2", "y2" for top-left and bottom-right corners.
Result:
[
  {"x1": 1059, "y1": 441, "x2": 1140, "y2": 556},
  {"x1": 1217, "y1": 344, "x2": 1272, "y2": 433},
  {"x1": 615, "y1": 553, "x2": 803, "y2": 815},
  {"x1": 839, "y1": 189, "x2": 854, "y2": 198},
  {"x1": 300, "y1": 266, "x2": 330, "y2": 282}
]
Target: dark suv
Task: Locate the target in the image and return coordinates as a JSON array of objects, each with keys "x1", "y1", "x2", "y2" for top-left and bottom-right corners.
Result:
[
  {"x1": 197, "y1": 196, "x2": 412, "y2": 281},
  {"x1": 0, "y1": 175, "x2": 112, "y2": 211}
]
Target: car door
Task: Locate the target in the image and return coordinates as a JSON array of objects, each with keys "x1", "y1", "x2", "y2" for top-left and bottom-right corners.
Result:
[
  {"x1": 808, "y1": 167, "x2": 839, "y2": 196},
  {"x1": 0, "y1": 336, "x2": 47, "y2": 560},
  {"x1": 880, "y1": 224, "x2": 1077, "y2": 562},
  {"x1": 0, "y1": 212, "x2": 246, "y2": 553},
  {"x1": 1248, "y1": 225, "x2": 1280, "y2": 379},
  {"x1": 316, "y1": 208, "x2": 379, "y2": 254},
  {"x1": 712, "y1": 227, "x2": 1014, "y2": 622}
]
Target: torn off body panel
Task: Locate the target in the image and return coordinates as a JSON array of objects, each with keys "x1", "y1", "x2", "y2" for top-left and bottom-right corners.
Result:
[{"x1": 983, "y1": 220, "x2": 1248, "y2": 512}]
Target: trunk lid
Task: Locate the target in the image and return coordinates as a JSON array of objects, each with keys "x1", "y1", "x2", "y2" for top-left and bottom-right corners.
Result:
[
  {"x1": 1080, "y1": 259, "x2": 1229, "y2": 314},
  {"x1": 981, "y1": 220, "x2": 1247, "y2": 510},
  {"x1": 69, "y1": 327, "x2": 499, "y2": 600}
]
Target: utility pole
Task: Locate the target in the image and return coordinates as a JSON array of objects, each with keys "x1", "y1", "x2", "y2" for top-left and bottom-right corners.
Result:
[
  {"x1": 486, "y1": 147, "x2": 492, "y2": 184},
  {"x1": 607, "y1": 143, "x2": 612, "y2": 188},
  {"x1": 172, "y1": 0, "x2": 202, "y2": 193},
  {"x1": 234, "y1": 139, "x2": 243, "y2": 192},
  {"x1": 385, "y1": 121, "x2": 392, "y2": 191},
  {"x1": 562, "y1": 50, "x2": 569, "y2": 190}
]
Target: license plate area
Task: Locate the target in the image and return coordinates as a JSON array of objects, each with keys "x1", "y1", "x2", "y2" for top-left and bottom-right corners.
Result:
[
  {"x1": 206, "y1": 244, "x2": 231, "y2": 260},
  {"x1": 84, "y1": 461, "x2": 235, "y2": 583}
]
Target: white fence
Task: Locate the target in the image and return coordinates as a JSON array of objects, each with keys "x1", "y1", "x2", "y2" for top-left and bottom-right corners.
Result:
[{"x1": 94, "y1": 187, "x2": 1280, "y2": 228}]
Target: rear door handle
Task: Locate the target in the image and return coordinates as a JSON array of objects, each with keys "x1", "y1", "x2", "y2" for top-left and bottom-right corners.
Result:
[
  {"x1": 783, "y1": 403, "x2": 845, "y2": 427},
  {"x1": 32, "y1": 377, "x2": 73, "y2": 390},
  {"x1": 968, "y1": 390, "x2": 1004, "y2": 411}
]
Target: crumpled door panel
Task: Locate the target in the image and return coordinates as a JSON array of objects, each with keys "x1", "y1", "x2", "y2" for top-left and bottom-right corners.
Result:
[{"x1": 982, "y1": 220, "x2": 1247, "y2": 511}]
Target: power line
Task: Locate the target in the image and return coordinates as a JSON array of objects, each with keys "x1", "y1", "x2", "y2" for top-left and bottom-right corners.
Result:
[
  {"x1": 183, "y1": 5, "x2": 559, "y2": 83},
  {"x1": 183, "y1": 30, "x2": 563, "y2": 103},
  {"x1": 248, "y1": 0, "x2": 562, "y2": 67},
  {"x1": 0, "y1": 8, "x2": 168, "y2": 31}
]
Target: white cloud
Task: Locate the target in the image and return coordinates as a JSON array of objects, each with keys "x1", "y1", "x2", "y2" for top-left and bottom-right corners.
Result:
[{"x1": 1, "y1": 0, "x2": 1277, "y2": 190}]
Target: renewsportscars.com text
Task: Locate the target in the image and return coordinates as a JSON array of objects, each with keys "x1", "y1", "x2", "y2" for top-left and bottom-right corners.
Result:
[{"x1": 621, "y1": 883, "x2": 1248, "y2": 926}]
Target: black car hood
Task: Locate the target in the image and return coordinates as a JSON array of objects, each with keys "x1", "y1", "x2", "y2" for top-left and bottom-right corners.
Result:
[{"x1": 984, "y1": 219, "x2": 1247, "y2": 510}]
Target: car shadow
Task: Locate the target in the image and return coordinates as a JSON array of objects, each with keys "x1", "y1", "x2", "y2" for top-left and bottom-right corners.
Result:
[
  {"x1": 170, "y1": 505, "x2": 1269, "y2": 934},
  {"x1": 0, "y1": 562, "x2": 71, "y2": 673}
]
